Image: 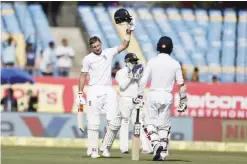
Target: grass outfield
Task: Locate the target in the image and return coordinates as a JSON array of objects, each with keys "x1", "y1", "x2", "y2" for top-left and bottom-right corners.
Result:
[{"x1": 2, "y1": 146, "x2": 247, "y2": 164}]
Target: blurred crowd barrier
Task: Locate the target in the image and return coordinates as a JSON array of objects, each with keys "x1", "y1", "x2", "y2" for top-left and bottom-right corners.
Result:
[
  {"x1": 1, "y1": 76, "x2": 247, "y2": 119},
  {"x1": 1, "y1": 112, "x2": 247, "y2": 143}
]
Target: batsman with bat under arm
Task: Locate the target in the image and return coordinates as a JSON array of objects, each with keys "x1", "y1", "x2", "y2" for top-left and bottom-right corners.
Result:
[
  {"x1": 135, "y1": 36, "x2": 188, "y2": 161},
  {"x1": 115, "y1": 53, "x2": 152, "y2": 154}
]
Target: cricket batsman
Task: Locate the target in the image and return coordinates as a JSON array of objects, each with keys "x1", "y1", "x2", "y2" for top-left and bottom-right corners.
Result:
[
  {"x1": 135, "y1": 36, "x2": 188, "y2": 161},
  {"x1": 75, "y1": 8, "x2": 135, "y2": 158},
  {"x1": 115, "y1": 53, "x2": 152, "y2": 154}
]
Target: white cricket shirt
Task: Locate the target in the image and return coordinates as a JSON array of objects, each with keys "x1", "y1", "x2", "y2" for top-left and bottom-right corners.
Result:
[
  {"x1": 81, "y1": 47, "x2": 118, "y2": 86},
  {"x1": 138, "y1": 53, "x2": 184, "y2": 94},
  {"x1": 56, "y1": 45, "x2": 75, "y2": 68},
  {"x1": 40, "y1": 48, "x2": 55, "y2": 73},
  {"x1": 115, "y1": 67, "x2": 139, "y2": 97}
]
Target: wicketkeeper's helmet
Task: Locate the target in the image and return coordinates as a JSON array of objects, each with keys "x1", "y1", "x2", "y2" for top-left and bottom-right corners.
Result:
[
  {"x1": 114, "y1": 8, "x2": 132, "y2": 24},
  {"x1": 124, "y1": 53, "x2": 139, "y2": 64}
]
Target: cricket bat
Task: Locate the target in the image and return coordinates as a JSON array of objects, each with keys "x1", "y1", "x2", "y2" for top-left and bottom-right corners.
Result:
[
  {"x1": 132, "y1": 107, "x2": 141, "y2": 160},
  {"x1": 77, "y1": 105, "x2": 84, "y2": 134}
]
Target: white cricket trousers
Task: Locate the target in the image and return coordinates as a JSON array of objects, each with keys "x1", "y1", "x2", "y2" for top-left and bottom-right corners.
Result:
[
  {"x1": 145, "y1": 89, "x2": 172, "y2": 151},
  {"x1": 119, "y1": 96, "x2": 151, "y2": 153},
  {"x1": 86, "y1": 85, "x2": 118, "y2": 156},
  {"x1": 87, "y1": 85, "x2": 118, "y2": 122}
]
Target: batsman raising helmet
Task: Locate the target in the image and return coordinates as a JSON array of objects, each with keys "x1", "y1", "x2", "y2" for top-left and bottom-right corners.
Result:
[
  {"x1": 115, "y1": 53, "x2": 152, "y2": 154},
  {"x1": 75, "y1": 8, "x2": 135, "y2": 158},
  {"x1": 136, "y1": 36, "x2": 188, "y2": 161}
]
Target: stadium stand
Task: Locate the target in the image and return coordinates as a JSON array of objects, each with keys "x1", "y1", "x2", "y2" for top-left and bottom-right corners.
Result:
[
  {"x1": 206, "y1": 10, "x2": 223, "y2": 82},
  {"x1": 1, "y1": 17, "x2": 6, "y2": 33},
  {"x1": 181, "y1": 8, "x2": 207, "y2": 65},
  {"x1": 151, "y1": 7, "x2": 194, "y2": 80},
  {"x1": 1, "y1": 3, "x2": 26, "y2": 67},
  {"x1": 193, "y1": 9, "x2": 210, "y2": 82},
  {"x1": 78, "y1": 6, "x2": 109, "y2": 50},
  {"x1": 166, "y1": 8, "x2": 196, "y2": 59},
  {"x1": 14, "y1": 2, "x2": 43, "y2": 59},
  {"x1": 29, "y1": 4, "x2": 54, "y2": 49},
  {"x1": 151, "y1": 8, "x2": 190, "y2": 64},
  {"x1": 126, "y1": 7, "x2": 156, "y2": 61},
  {"x1": 1, "y1": 2, "x2": 246, "y2": 83},
  {"x1": 236, "y1": 10, "x2": 247, "y2": 83},
  {"x1": 220, "y1": 9, "x2": 236, "y2": 83},
  {"x1": 14, "y1": 2, "x2": 36, "y2": 44},
  {"x1": 136, "y1": 8, "x2": 162, "y2": 49},
  {"x1": 194, "y1": 9, "x2": 209, "y2": 53},
  {"x1": 165, "y1": 7, "x2": 209, "y2": 82},
  {"x1": 1, "y1": 3, "x2": 21, "y2": 34}
]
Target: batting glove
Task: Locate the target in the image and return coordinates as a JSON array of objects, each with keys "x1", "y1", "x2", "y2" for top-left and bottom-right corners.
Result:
[
  {"x1": 128, "y1": 17, "x2": 136, "y2": 31},
  {"x1": 177, "y1": 86, "x2": 187, "y2": 113},
  {"x1": 133, "y1": 95, "x2": 144, "y2": 110},
  {"x1": 75, "y1": 92, "x2": 86, "y2": 107}
]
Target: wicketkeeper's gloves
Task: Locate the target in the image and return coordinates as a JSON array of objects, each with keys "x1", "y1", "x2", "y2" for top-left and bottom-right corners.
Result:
[
  {"x1": 75, "y1": 92, "x2": 86, "y2": 107},
  {"x1": 132, "y1": 63, "x2": 144, "y2": 80},
  {"x1": 177, "y1": 86, "x2": 187, "y2": 113}
]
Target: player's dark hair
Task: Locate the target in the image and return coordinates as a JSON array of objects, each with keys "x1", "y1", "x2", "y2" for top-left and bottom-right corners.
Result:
[
  {"x1": 194, "y1": 67, "x2": 199, "y2": 72},
  {"x1": 89, "y1": 36, "x2": 101, "y2": 46},
  {"x1": 8, "y1": 36, "x2": 13, "y2": 45},
  {"x1": 49, "y1": 41, "x2": 55, "y2": 48}
]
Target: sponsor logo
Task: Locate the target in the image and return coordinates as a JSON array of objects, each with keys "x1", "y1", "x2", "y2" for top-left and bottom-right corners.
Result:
[
  {"x1": 1, "y1": 120, "x2": 15, "y2": 136},
  {"x1": 174, "y1": 93, "x2": 247, "y2": 110},
  {"x1": 222, "y1": 120, "x2": 247, "y2": 142},
  {"x1": 173, "y1": 108, "x2": 247, "y2": 119},
  {"x1": 173, "y1": 93, "x2": 247, "y2": 119},
  {"x1": 21, "y1": 116, "x2": 68, "y2": 137}
]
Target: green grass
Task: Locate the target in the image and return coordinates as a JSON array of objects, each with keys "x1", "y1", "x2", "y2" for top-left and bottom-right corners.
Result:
[{"x1": 2, "y1": 146, "x2": 247, "y2": 164}]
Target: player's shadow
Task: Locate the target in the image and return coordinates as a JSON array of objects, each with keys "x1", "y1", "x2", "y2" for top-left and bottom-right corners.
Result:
[
  {"x1": 101, "y1": 156, "x2": 122, "y2": 159},
  {"x1": 81, "y1": 155, "x2": 122, "y2": 159},
  {"x1": 145, "y1": 159, "x2": 191, "y2": 162},
  {"x1": 166, "y1": 159, "x2": 191, "y2": 162}
]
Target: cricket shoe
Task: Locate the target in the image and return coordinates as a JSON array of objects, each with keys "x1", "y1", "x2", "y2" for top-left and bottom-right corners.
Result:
[
  {"x1": 102, "y1": 147, "x2": 111, "y2": 157},
  {"x1": 152, "y1": 145, "x2": 163, "y2": 161},
  {"x1": 88, "y1": 148, "x2": 100, "y2": 158},
  {"x1": 159, "y1": 150, "x2": 169, "y2": 161},
  {"x1": 90, "y1": 153, "x2": 100, "y2": 159},
  {"x1": 120, "y1": 150, "x2": 129, "y2": 154}
]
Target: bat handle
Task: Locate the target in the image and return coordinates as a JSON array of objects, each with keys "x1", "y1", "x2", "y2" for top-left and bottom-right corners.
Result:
[
  {"x1": 136, "y1": 108, "x2": 140, "y2": 123},
  {"x1": 78, "y1": 105, "x2": 83, "y2": 112}
]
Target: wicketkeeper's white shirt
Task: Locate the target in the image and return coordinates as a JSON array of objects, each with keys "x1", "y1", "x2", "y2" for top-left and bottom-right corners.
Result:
[
  {"x1": 115, "y1": 67, "x2": 139, "y2": 98},
  {"x1": 138, "y1": 53, "x2": 184, "y2": 94},
  {"x1": 81, "y1": 47, "x2": 118, "y2": 86}
]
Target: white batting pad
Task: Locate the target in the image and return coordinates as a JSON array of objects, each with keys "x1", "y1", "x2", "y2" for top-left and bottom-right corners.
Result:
[
  {"x1": 101, "y1": 128, "x2": 118, "y2": 151},
  {"x1": 101, "y1": 115, "x2": 121, "y2": 151},
  {"x1": 140, "y1": 126, "x2": 153, "y2": 153},
  {"x1": 144, "y1": 125, "x2": 160, "y2": 149},
  {"x1": 158, "y1": 128, "x2": 170, "y2": 151},
  {"x1": 120, "y1": 119, "x2": 129, "y2": 152},
  {"x1": 87, "y1": 130, "x2": 99, "y2": 156}
]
